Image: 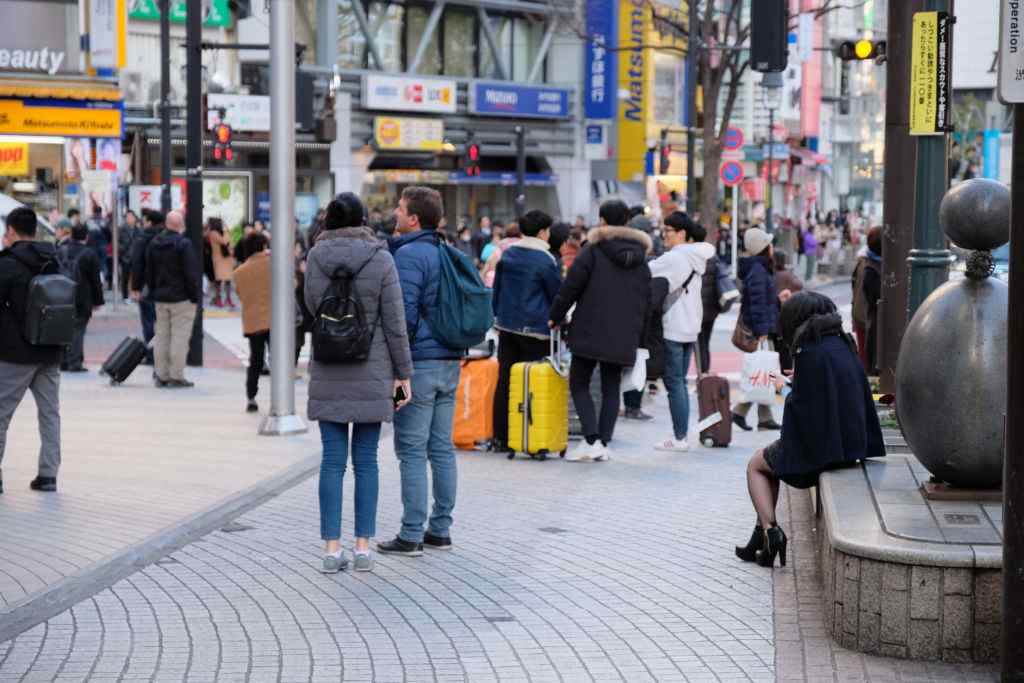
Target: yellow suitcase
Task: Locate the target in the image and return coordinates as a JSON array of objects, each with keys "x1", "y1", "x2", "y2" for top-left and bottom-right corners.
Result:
[{"x1": 507, "y1": 332, "x2": 569, "y2": 460}]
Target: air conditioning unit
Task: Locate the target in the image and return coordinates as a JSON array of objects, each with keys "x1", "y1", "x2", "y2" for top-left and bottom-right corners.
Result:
[{"x1": 122, "y1": 71, "x2": 144, "y2": 105}]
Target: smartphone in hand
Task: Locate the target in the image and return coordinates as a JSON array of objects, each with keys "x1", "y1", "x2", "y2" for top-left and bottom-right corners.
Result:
[{"x1": 393, "y1": 385, "x2": 407, "y2": 407}]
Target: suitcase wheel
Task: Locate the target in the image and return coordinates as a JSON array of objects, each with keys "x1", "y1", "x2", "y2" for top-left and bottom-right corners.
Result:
[
  {"x1": 506, "y1": 452, "x2": 515, "y2": 460},
  {"x1": 559, "y1": 449, "x2": 566, "y2": 458}
]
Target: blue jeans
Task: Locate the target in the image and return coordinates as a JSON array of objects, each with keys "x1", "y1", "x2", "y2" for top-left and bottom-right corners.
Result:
[
  {"x1": 393, "y1": 359, "x2": 460, "y2": 543},
  {"x1": 318, "y1": 421, "x2": 382, "y2": 541},
  {"x1": 663, "y1": 340, "x2": 694, "y2": 441}
]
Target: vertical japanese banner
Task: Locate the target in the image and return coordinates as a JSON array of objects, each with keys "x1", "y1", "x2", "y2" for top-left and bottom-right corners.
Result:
[
  {"x1": 617, "y1": 0, "x2": 648, "y2": 182},
  {"x1": 799, "y1": 4, "x2": 822, "y2": 139},
  {"x1": 909, "y1": 11, "x2": 951, "y2": 135},
  {"x1": 584, "y1": 0, "x2": 617, "y2": 120}
]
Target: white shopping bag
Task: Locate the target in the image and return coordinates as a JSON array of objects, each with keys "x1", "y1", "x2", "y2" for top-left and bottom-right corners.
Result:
[
  {"x1": 740, "y1": 344, "x2": 780, "y2": 405},
  {"x1": 621, "y1": 348, "x2": 649, "y2": 393}
]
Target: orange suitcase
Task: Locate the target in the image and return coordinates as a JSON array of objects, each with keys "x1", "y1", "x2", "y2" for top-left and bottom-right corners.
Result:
[{"x1": 452, "y1": 351, "x2": 499, "y2": 450}]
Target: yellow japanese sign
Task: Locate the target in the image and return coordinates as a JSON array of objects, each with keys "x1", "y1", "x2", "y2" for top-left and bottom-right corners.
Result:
[
  {"x1": 0, "y1": 142, "x2": 28, "y2": 176},
  {"x1": 373, "y1": 117, "x2": 444, "y2": 151},
  {"x1": 0, "y1": 98, "x2": 122, "y2": 138},
  {"x1": 617, "y1": 0, "x2": 649, "y2": 182},
  {"x1": 909, "y1": 11, "x2": 952, "y2": 136}
]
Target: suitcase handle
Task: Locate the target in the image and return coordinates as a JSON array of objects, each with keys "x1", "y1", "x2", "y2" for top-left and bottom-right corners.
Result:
[{"x1": 548, "y1": 327, "x2": 568, "y2": 378}]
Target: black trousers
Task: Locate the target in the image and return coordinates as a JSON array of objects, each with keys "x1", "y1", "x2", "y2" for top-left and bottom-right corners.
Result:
[
  {"x1": 493, "y1": 331, "x2": 550, "y2": 448},
  {"x1": 623, "y1": 389, "x2": 643, "y2": 410},
  {"x1": 247, "y1": 331, "x2": 270, "y2": 400},
  {"x1": 570, "y1": 355, "x2": 623, "y2": 445},
  {"x1": 697, "y1": 316, "x2": 716, "y2": 374},
  {"x1": 62, "y1": 316, "x2": 89, "y2": 369}
]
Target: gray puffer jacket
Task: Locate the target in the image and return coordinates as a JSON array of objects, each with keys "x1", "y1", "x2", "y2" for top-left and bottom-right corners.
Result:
[{"x1": 304, "y1": 227, "x2": 413, "y2": 424}]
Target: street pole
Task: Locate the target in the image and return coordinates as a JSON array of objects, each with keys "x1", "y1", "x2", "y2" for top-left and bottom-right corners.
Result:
[
  {"x1": 514, "y1": 125, "x2": 526, "y2": 219},
  {"x1": 159, "y1": 0, "x2": 171, "y2": 213},
  {"x1": 185, "y1": 0, "x2": 204, "y2": 366},
  {"x1": 685, "y1": 0, "x2": 697, "y2": 213},
  {"x1": 731, "y1": 184, "x2": 739, "y2": 276},
  {"x1": 906, "y1": 0, "x2": 954, "y2": 318},
  {"x1": 766, "y1": 107, "x2": 775, "y2": 235},
  {"x1": 259, "y1": 0, "x2": 306, "y2": 436}
]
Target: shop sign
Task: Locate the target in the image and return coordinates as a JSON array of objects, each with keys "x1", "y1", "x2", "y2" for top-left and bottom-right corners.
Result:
[
  {"x1": 909, "y1": 11, "x2": 953, "y2": 136},
  {"x1": 0, "y1": 142, "x2": 29, "y2": 176},
  {"x1": 363, "y1": 75, "x2": 457, "y2": 114},
  {"x1": 129, "y1": 184, "x2": 182, "y2": 212},
  {"x1": 469, "y1": 83, "x2": 570, "y2": 119},
  {"x1": 0, "y1": 1, "x2": 80, "y2": 75},
  {"x1": 373, "y1": 117, "x2": 444, "y2": 151},
  {"x1": 0, "y1": 99, "x2": 123, "y2": 138},
  {"x1": 584, "y1": 0, "x2": 617, "y2": 119},
  {"x1": 617, "y1": 0, "x2": 648, "y2": 182},
  {"x1": 128, "y1": 0, "x2": 231, "y2": 28},
  {"x1": 207, "y1": 94, "x2": 271, "y2": 132}
]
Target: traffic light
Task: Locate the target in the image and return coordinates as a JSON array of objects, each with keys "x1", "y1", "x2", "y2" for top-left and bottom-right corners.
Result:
[
  {"x1": 212, "y1": 122, "x2": 233, "y2": 162},
  {"x1": 659, "y1": 143, "x2": 671, "y2": 174},
  {"x1": 836, "y1": 39, "x2": 886, "y2": 63},
  {"x1": 464, "y1": 136, "x2": 481, "y2": 177}
]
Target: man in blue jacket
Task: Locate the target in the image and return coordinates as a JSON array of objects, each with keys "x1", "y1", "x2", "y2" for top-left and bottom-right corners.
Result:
[
  {"x1": 379, "y1": 186, "x2": 464, "y2": 556},
  {"x1": 491, "y1": 209, "x2": 561, "y2": 453}
]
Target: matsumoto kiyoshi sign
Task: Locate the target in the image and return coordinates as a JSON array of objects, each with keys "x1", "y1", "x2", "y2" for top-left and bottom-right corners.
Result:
[{"x1": 469, "y1": 83, "x2": 570, "y2": 119}]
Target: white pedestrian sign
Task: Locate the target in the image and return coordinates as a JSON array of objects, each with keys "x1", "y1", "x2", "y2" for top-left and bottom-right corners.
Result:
[{"x1": 999, "y1": 0, "x2": 1024, "y2": 103}]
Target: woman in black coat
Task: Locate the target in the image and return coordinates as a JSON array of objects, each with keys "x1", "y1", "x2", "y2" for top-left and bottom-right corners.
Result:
[
  {"x1": 549, "y1": 201, "x2": 652, "y2": 460},
  {"x1": 735, "y1": 292, "x2": 885, "y2": 568}
]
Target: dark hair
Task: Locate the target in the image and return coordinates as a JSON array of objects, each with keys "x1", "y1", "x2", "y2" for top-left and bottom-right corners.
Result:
[
  {"x1": 326, "y1": 192, "x2": 366, "y2": 230},
  {"x1": 67, "y1": 208, "x2": 80, "y2": 219},
  {"x1": 6, "y1": 207, "x2": 37, "y2": 238},
  {"x1": 779, "y1": 291, "x2": 837, "y2": 349},
  {"x1": 207, "y1": 217, "x2": 224, "y2": 234},
  {"x1": 401, "y1": 186, "x2": 443, "y2": 228},
  {"x1": 519, "y1": 210, "x2": 552, "y2": 237},
  {"x1": 663, "y1": 211, "x2": 707, "y2": 242},
  {"x1": 599, "y1": 199, "x2": 630, "y2": 227},
  {"x1": 548, "y1": 221, "x2": 571, "y2": 253},
  {"x1": 143, "y1": 209, "x2": 165, "y2": 226},
  {"x1": 243, "y1": 232, "x2": 269, "y2": 255},
  {"x1": 867, "y1": 226, "x2": 883, "y2": 255},
  {"x1": 71, "y1": 224, "x2": 89, "y2": 241},
  {"x1": 628, "y1": 205, "x2": 646, "y2": 220}
]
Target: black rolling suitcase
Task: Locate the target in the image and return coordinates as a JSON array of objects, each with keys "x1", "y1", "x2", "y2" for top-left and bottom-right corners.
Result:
[{"x1": 100, "y1": 337, "x2": 148, "y2": 385}]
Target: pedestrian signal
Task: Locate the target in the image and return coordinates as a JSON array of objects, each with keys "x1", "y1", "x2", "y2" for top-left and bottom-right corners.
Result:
[
  {"x1": 465, "y1": 142, "x2": 481, "y2": 177},
  {"x1": 212, "y1": 123, "x2": 233, "y2": 162}
]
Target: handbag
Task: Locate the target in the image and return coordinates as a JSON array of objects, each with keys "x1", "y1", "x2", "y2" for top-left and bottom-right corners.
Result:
[
  {"x1": 740, "y1": 341, "x2": 780, "y2": 405},
  {"x1": 621, "y1": 348, "x2": 650, "y2": 393},
  {"x1": 731, "y1": 310, "x2": 759, "y2": 353}
]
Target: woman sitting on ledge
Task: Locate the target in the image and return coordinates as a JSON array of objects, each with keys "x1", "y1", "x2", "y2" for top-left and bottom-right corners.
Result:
[{"x1": 737, "y1": 291, "x2": 885, "y2": 568}]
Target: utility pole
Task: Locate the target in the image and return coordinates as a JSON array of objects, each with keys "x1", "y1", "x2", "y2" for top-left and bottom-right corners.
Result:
[
  {"x1": 185, "y1": 0, "x2": 204, "y2": 366},
  {"x1": 878, "y1": 0, "x2": 923, "y2": 392},
  {"x1": 159, "y1": 0, "x2": 171, "y2": 213},
  {"x1": 259, "y1": 0, "x2": 306, "y2": 436},
  {"x1": 685, "y1": 0, "x2": 697, "y2": 213},
  {"x1": 514, "y1": 125, "x2": 526, "y2": 219},
  {"x1": 906, "y1": 0, "x2": 954, "y2": 318}
]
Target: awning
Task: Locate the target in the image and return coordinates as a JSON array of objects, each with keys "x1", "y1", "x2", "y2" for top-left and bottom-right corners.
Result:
[{"x1": 0, "y1": 77, "x2": 121, "y2": 102}]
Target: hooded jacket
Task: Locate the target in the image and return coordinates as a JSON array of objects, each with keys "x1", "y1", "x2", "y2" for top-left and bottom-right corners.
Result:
[
  {"x1": 130, "y1": 225, "x2": 162, "y2": 293},
  {"x1": 0, "y1": 240, "x2": 64, "y2": 365},
  {"x1": 549, "y1": 226, "x2": 652, "y2": 366},
  {"x1": 739, "y1": 255, "x2": 778, "y2": 337},
  {"x1": 649, "y1": 241, "x2": 716, "y2": 343},
  {"x1": 305, "y1": 227, "x2": 413, "y2": 423},
  {"x1": 493, "y1": 236, "x2": 562, "y2": 339},
  {"x1": 389, "y1": 228, "x2": 463, "y2": 361},
  {"x1": 774, "y1": 314, "x2": 885, "y2": 483},
  {"x1": 145, "y1": 230, "x2": 202, "y2": 304}
]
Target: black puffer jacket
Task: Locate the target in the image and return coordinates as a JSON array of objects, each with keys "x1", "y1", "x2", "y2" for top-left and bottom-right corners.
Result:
[
  {"x1": 549, "y1": 226, "x2": 652, "y2": 366},
  {"x1": 0, "y1": 240, "x2": 64, "y2": 365},
  {"x1": 57, "y1": 241, "x2": 105, "y2": 319},
  {"x1": 130, "y1": 225, "x2": 162, "y2": 293},
  {"x1": 145, "y1": 230, "x2": 201, "y2": 304}
]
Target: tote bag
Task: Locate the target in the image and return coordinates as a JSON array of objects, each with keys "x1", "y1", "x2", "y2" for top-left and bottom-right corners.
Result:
[{"x1": 740, "y1": 341, "x2": 781, "y2": 405}]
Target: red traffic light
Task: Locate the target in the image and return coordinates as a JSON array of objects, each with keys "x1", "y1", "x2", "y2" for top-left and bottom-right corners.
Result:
[{"x1": 468, "y1": 143, "x2": 479, "y2": 162}]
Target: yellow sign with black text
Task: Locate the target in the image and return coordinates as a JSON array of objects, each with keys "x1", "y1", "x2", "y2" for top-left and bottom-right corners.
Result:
[
  {"x1": 0, "y1": 99, "x2": 122, "y2": 138},
  {"x1": 0, "y1": 142, "x2": 28, "y2": 176},
  {"x1": 909, "y1": 11, "x2": 952, "y2": 136},
  {"x1": 617, "y1": 0, "x2": 649, "y2": 182}
]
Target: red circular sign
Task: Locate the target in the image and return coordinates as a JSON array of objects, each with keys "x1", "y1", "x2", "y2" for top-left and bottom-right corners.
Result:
[
  {"x1": 723, "y1": 127, "x2": 745, "y2": 152},
  {"x1": 720, "y1": 161, "x2": 743, "y2": 187}
]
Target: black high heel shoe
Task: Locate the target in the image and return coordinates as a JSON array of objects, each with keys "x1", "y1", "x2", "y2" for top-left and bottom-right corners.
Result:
[
  {"x1": 735, "y1": 525, "x2": 763, "y2": 562},
  {"x1": 755, "y1": 524, "x2": 788, "y2": 568}
]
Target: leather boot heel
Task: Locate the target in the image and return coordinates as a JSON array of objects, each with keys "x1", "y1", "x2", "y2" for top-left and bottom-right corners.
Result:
[
  {"x1": 735, "y1": 524, "x2": 763, "y2": 562},
  {"x1": 755, "y1": 525, "x2": 788, "y2": 568}
]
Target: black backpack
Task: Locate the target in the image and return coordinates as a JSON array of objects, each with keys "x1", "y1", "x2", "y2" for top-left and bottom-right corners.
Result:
[
  {"x1": 311, "y1": 256, "x2": 376, "y2": 364},
  {"x1": 6, "y1": 250, "x2": 77, "y2": 346}
]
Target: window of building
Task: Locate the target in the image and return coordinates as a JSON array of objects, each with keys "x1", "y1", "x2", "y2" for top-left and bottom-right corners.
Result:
[
  {"x1": 443, "y1": 9, "x2": 477, "y2": 77},
  {"x1": 338, "y1": 4, "x2": 365, "y2": 69},
  {"x1": 406, "y1": 6, "x2": 442, "y2": 75},
  {"x1": 653, "y1": 53, "x2": 683, "y2": 124},
  {"x1": 370, "y1": 2, "x2": 404, "y2": 72},
  {"x1": 479, "y1": 15, "x2": 512, "y2": 79},
  {"x1": 511, "y1": 17, "x2": 546, "y2": 81}
]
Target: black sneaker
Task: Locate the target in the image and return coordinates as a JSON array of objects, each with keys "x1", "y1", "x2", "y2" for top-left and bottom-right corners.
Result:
[
  {"x1": 30, "y1": 476, "x2": 57, "y2": 492},
  {"x1": 154, "y1": 375, "x2": 168, "y2": 388},
  {"x1": 0, "y1": 476, "x2": 4, "y2": 494},
  {"x1": 758, "y1": 420, "x2": 782, "y2": 431},
  {"x1": 623, "y1": 408, "x2": 653, "y2": 421},
  {"x1": 246, "y1": 400, "x2": 258, "y2": 413},
  {"x1": 423, "y1": 532, "x2": 452, "y2": 551},
  {"x1": 377, "y1": 536, "x2": 423, "y2": 556},
  {"x1": 167, "y1": 379, "x2": 195, "y2": 388},
  {"x1": 733, "y1": 413, "x2": 752, "y2": 432}
]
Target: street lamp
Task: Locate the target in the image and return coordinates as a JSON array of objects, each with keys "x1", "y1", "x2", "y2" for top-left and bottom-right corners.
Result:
[{"x1": 762, "y1": 72, "x2": 783, "y2": 236}]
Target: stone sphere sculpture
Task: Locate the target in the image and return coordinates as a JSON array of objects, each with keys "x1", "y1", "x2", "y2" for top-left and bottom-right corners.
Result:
[{"x1": 896, "y1": 179, "x2": 1009, "y2": 489}]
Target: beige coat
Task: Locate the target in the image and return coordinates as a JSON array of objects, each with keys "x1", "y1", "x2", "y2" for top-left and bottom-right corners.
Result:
[
  {"x1": 233, "y1": 250, "x2": 271, "y2": 335},
  {"x1": 208, "y1": 230, "x2": 235, "y2": 282}
]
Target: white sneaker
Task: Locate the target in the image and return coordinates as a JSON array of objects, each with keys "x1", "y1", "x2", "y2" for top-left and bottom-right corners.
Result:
[
  {"x1": 565, "y1": 442, "x2": 595, "y2": 462},
  {"x1": 592, "y1": 443, "x2": 611, "y2": 462},
  {"x1": 654, "y1": 437, "x2": 689, "y2": 453}
]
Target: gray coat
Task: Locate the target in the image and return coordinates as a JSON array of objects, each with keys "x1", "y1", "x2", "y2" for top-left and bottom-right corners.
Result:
[{"x1": 304, "y1": 227, "x2": 413, "y2": 424}]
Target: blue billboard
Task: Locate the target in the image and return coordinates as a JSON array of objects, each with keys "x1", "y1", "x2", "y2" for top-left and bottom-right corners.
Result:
[
  {"x1": 584, "y1": 0, "x2": 617, "y2": 120},
  {"x1": 469, "y1": 83, "x2": 570, "y2": 119}
]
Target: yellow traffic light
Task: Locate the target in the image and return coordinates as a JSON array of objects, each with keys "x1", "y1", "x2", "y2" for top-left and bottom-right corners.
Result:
[{"x1": 854, "y1": 39, "x2": 873, "y2": 60}]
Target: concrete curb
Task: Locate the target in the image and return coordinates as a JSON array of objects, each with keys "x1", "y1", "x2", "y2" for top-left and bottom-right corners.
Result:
[{"x1": 0, "y1": 453, "x2": 320, "y2": 645}]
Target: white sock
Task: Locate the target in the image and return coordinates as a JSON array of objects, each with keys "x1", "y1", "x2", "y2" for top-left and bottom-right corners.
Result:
[
  {"x1": 354, "y1": 548, "x2": 371, "y2": 556},
  {"x1": 327, "y1": 548, "x2": 343, "y2": 558}
]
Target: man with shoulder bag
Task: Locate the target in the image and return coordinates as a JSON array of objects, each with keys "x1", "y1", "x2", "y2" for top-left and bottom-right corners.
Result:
[{"x1": 0, "y1": 208, "x2": 71, "y2": 493}]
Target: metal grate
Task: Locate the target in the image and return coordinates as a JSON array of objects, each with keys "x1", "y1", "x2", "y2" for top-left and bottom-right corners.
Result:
[
  {"x1": 220, "y1": 522, "x2": 255, "y2": 533},
  {"x1": 943, "y1": 514, "x2": 981, "y2": 526},
  {"x1": 538, "y1": 527, "x2": 568, "y2": 534}
]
